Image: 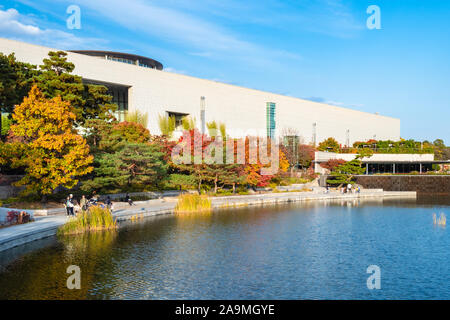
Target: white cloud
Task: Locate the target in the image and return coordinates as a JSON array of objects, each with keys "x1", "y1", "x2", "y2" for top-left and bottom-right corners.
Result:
[
  {"x1": 0, "y1": 8, "x2": 106, "y2": 49},
  {"x1": 60, "y1": 0, "x2": 301, "y2": 67},
  {"x1": 0, "y1": 8, "x2": 41, "y2": 36}
]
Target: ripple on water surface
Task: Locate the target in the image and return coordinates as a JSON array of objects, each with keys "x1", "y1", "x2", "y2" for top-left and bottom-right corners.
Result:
[{"x1": 0, "y1": 195, "x2": 449, "y2": 299}]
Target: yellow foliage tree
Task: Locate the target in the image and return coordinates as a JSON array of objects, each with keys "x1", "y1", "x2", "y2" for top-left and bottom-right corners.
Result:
[{"x1": 8, "y1": 85, "x2": 93, "y2": 199}]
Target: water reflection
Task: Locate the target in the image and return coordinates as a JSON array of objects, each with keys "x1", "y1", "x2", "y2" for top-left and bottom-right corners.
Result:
[{"x1": 0, "y1": 194, "x2": 449, "y2": 300}]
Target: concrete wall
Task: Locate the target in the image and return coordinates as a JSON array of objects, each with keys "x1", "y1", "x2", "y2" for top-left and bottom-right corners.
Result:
[
  {"x1": 355, "y1": 175, "x2": 450, "y2": 193},
  {"x1": 0, "y1": 38, "x2": 401, "y2": 145}
]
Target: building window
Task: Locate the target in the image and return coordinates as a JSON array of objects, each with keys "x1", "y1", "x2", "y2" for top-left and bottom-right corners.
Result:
[
  {"x1": 82, "y1": 79, "x2": 129, "y2": 122},
  {"x1": 167, "y1": 111, "x2": 189, "y2": 130},
  {"x1": 266, "y1": 102, "x2": 276, "y2": 139},
  {"x1": 107, "y1": 56, "x2": 136, "y2": 65}
]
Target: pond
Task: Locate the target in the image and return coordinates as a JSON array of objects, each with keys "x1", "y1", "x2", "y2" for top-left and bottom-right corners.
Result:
[{"x1": 0, "y1": 194, "x2": 449, "y2": 299}]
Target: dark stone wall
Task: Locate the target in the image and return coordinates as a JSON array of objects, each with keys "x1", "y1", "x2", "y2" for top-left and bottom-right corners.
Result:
[{"x1": 355, "y1": 175, "x2": 450, "y2": 193}]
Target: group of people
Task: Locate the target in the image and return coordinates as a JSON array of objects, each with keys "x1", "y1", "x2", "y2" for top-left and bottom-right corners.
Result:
[
  {"x1": 64, "y1": 193, "x2": 134, "y2": 216},
  {"x1": 64, "y1": 193, "x2": 113, "y2": 216},
  {"x1": 340, "y1": 184, "x2": 361, "y2": 194}
]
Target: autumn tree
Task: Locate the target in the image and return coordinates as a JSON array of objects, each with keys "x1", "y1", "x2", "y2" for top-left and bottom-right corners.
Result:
[
  {"x1": 84, "y1": 120, "x2": 150, "y2": 153},
  {"x1": 298, "y1": 144, "x2": 316, "y2": 168},
  {"x1": 320, "y1": 159, "x2": 347, "y2": 171},
  {"x1": 7, "y1": 86, "x2": 93, "y2": 200},
  {"x1": 171, "y1": 129, "x2": 213, "y2": 192},
  {"x1": 112, "y1": 121, "x2": 150, "y2": 144},
  {"x1": 243, "y1": 137, "x2": 289, "y2": 187},
  {"x1": 318, "y1": 137, "x2": 341, "y2": 153}
]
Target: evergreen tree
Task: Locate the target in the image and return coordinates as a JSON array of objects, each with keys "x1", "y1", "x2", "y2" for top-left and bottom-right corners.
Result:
[
  {"x1": 81, "y1": 143, "x2": 168, "y2": 193},
  {"x1": 327, "y1": 159, "x2": 365, "y2": 186},
  {"x1": 34, "y1": 51, "x2": 116, "y2": 124},
  {"x1": 0, "y1": 53, "x2": 37, "y2": 139}
]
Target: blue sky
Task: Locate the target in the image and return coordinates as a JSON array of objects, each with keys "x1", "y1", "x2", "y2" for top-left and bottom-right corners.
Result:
[{"x1": 1, "y1": 0, "x2": 449, "y2": 143}]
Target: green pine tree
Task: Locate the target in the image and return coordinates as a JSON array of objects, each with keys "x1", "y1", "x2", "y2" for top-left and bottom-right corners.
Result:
[
  {"x1": 34, "y1": 51, "x2": 116, "y2": 125},
  {"x1": 0, "y1": 53, "x2": 37, "y2": 139}
]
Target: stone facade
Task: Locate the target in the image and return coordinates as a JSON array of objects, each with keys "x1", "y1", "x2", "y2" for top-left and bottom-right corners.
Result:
[{"x1": 355, "y1": 175, "x2": 450, "y2": 193}]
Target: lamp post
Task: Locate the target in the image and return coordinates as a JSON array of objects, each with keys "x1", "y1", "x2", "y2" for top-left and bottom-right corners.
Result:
[
  {"x1": 312, "y1": 122, "x2": 317, "y2": 147},
  {"x1": 200, "y1": 96, "x2": 206, "y2": 135},
  {"x1": 346, "y1": 129, "x2": 350, "y2": 148}
]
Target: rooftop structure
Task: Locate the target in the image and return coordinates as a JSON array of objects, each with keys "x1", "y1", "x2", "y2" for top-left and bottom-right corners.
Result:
[{"x1": 69, "y1": 50, "x2": 163, "y2": 70}]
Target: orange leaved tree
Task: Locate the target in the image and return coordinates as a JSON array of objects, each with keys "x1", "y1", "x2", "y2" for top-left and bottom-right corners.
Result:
[{"x1": 9, "y1": 85, "x2": 93, "y2": 200}]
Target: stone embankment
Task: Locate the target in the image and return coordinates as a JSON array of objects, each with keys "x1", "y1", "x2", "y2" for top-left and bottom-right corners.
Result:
[{"x1": 0, "y1": 190, "x2": 416, "y2": 252}]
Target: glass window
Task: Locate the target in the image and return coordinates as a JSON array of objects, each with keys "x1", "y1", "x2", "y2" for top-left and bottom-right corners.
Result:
[{"x1": 266, "y1": 102, "x2": 276, "y2": 139}]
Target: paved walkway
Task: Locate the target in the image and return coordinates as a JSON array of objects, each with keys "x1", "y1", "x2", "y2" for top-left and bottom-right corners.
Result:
[
  {"x1": 0, "y1": 215, "x2": 68, "y2": 251},
  {"x1": 0, "y1": 190, "x2": 416, "y2": 252}
]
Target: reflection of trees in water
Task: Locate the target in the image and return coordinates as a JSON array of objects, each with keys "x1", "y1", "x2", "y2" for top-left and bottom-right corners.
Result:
[
  {"x1": 0, "y1": 231, "x2": 118, "y2": 299},
  {"x1": 84, "y1": 217, "x2": 178, "y2": 299},
  {"x1": 1, "y1": 196, "x2": 448, "y2": 299}
]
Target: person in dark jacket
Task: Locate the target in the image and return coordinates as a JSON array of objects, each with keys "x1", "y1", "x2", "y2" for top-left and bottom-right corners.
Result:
[
  {"x1": 125, "y1": 194, "x2": 134, "y2": 206},
  {"x1": 105, "y1": 196, "x2": 112, "y2": 210}
]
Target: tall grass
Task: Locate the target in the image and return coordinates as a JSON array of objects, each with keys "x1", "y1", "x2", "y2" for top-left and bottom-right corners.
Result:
[
  {"x1": 174, "y1": 194, "x2": 212, "y2": 214},
  {"x1": 158, "y1": 114, "x2": 176, "y2": 137},
  {"x1": 58, "y1": 206, "x2": 117, "y2": 236},
  {"x1": 125, "y1": 110, "x2": 148, "y2": 127}
]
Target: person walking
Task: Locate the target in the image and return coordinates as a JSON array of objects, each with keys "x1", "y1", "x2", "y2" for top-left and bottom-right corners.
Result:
[
  {"x1": 64, "y1": 196, "x2": 70, "y2": 216},
  {"x1": 105, "y1": 196, "x2": 112, "y2": 211},
  {"x1": 347, "y1": 183, "x2": 352, "y2": 194},
  {"x1": 66, "y1": 195, "x2": 75, "y2": 216},
  {"x1": 80, "y1": 195, "x2": 87, "y2": 211},
  {"x1": 125, "y1": 194, "x2": 134, "y2": 206}
]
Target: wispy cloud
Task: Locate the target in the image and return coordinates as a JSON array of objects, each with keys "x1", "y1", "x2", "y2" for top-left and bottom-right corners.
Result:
[
  {"x1": 53, "y1": 0, "x2": 301, "y2": 67},
  {"x1": 0, "y1": 7, "x2": 106, "y2": 49},
  {"x1": 150, "y1": 0, "x2": 364, "y2": 39}
]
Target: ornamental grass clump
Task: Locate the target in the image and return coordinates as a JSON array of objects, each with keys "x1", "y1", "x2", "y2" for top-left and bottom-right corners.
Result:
[
  {"x1": 174, "y1": 194, "x2": 212, "y2": 214},
  {"x1": 58, "y1": 206, "x2": 117, "y2": 236}
]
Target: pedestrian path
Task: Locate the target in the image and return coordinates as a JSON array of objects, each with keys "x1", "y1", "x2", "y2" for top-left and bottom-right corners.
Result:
[
  {"x1": 0, "y1": 215, "x2": 68, "y2": 251},
  {"x1": 0, "y1": 190, "x2": 416, "y2": 252}
]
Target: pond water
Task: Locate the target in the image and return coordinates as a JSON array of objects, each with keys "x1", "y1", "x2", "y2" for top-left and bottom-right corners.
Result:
[{"x1": 0, "y1": 195, "x2": 449, "y2": 300}]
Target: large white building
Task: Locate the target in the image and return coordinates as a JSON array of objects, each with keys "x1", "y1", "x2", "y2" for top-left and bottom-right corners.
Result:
[{"x1": 0, "y1": 38, "x2": 400, "y2": 145}]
